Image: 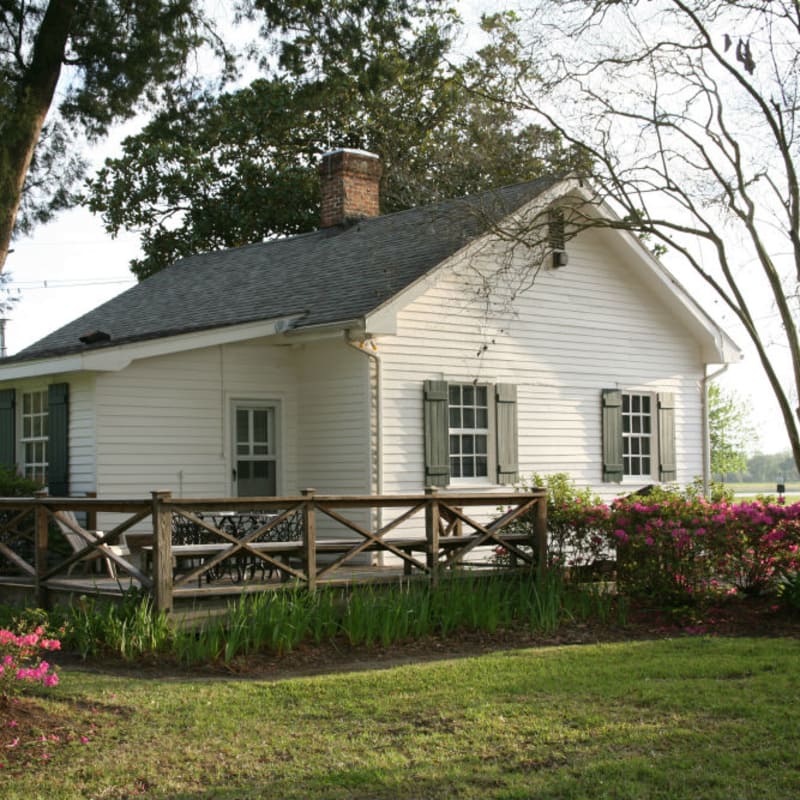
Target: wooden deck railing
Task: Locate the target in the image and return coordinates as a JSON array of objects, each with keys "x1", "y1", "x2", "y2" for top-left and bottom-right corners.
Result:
[{"x1": 0, "y1": 489, "x2": 547, "y2": 612}]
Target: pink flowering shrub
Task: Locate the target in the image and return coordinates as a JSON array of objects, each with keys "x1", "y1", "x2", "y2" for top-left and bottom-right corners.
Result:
[
  {"x1": 0, "y1": 626, "x2": 60, "y2": 697},
  {"x1": 610, "y1": 495, "x2": 800, "y2": 603},
  {"x1": 610, "y1": 494, "x2": 721, "y2": 602},
  {"x1": 519, "y1": 475, "x2": 800, "y2": 604},
  {"x1": 515, "y1": 474, "x2": 612, "y2": 572}
]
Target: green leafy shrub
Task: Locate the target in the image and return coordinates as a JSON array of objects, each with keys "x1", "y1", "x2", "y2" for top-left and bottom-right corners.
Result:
[
  {"x1": 0, "y1": 466, "x2": 42, "y2": 497},
  {"x1": 0, "y1": 467, "x2": 43, "y2": 572},
  {"x1": 777, "y1": 572, "x2": 800, "y2": 612},
  {"x1": 514, "y1": 473, "x2": 611, "y2": 573}
]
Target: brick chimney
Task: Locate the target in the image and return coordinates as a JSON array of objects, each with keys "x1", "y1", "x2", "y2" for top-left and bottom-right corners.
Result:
[{"x1": 319, "y1": 149, "x2": 382, "y2": 228}]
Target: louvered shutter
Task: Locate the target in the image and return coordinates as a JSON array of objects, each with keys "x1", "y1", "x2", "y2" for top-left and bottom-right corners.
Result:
[
  {"x1": 602, "y1": 389, "x2": 623, "y2": 483},
  {"x1": 47, "y1": 383, "x2": 69, "y2": 496},
  {"x1": 423, "y1": 380, "x2": 450, "y2": 487},
  {"x1": 495, "y1": 384, "x2": 518, "y2": 484},
  {"x1": 658, "y1": 392, "x2": 677, "y2": 482},
  {"x1": 0, "y1": 389, "x2": 15, "y2": 468}
]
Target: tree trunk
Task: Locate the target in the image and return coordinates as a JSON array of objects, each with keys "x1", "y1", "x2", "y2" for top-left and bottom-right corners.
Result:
[{"x1": 0, "y1": 0, "x2": 76, "y2": 273}]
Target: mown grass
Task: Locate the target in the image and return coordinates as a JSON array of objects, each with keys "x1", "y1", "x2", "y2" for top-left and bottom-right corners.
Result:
[{"x1": 6, "y1": 636, "x2": 800, "y2": 799}]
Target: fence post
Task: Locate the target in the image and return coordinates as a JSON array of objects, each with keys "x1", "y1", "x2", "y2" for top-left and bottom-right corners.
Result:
[
  {"x1": 33, "y1": 490, "x2": 49, "y2": 608},
  {"x1": 151, "y1": 490, "x2": 173, "y2": 613},
  {"x1": 425, "y1": 487, "x2": 440, "y2": 588},
  {"x1": 86, "y1": 491, "x2": 97, "y2": 532},
  {"x1": 301, "y1": 488, "x2": 317, "y2": 591},
  {"x1": 533, "y1": 490, "x2": 548, "y2": 579}
]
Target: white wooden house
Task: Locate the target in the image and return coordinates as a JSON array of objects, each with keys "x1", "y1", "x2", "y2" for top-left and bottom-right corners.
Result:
[{"x1": 0, "y1": 150, "x2": 740, "y2": 507}]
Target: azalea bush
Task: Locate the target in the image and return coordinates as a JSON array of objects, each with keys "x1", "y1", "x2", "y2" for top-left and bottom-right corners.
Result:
[
  {"x1": 515, "y1": 474, "x2": 612, "y2": 573},
  {"x1": 0, "y1": 625, "x2": 60, "y2": 697},
  {"x1": 518, "y1": 475, "x2": 800, "y2": 604}
]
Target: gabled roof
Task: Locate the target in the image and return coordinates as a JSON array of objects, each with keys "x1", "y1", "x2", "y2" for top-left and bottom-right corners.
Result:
[{"x1": 4, "y1": 177, "x2": 560, "y2": 365}]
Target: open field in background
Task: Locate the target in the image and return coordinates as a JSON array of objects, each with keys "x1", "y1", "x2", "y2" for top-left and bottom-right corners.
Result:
[
  {"x1": 4, "y1": 637, "x2": 800, "y2": 799},
  {"x1": 725, "y1": 482, "x2": 799, "y2": 501}
]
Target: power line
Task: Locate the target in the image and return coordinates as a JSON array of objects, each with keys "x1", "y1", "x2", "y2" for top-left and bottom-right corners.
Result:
[{"x1": 13, "y1": 277, "x2": 135, "y2": 290}]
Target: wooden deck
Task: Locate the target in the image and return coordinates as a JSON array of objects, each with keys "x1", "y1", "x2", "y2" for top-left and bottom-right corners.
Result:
[{"x1": 0, "y1": 489, "x2": 547, "y2": 613}]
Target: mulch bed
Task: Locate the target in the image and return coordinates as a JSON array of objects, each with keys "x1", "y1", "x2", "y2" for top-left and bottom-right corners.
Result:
[{"x1": 2, "y1": 595, "x2": 799, "y2": 769}]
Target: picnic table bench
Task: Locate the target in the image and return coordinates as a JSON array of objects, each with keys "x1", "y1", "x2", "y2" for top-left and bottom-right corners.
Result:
[{"x1": 131, "y1": 531, "x2": 536, "y2": 584}]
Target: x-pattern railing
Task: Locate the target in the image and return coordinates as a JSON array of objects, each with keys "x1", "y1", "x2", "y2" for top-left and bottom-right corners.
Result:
[{"x1": 0, "y1": 489, "x2": 547, "y2": 613}]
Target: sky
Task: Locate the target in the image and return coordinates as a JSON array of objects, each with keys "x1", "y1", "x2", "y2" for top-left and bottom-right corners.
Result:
[{"x1": 0, "y1": 1, "x2": 793, "y2": 459}]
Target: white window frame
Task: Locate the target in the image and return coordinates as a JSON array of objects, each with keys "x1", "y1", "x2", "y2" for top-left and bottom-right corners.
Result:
[
  {"x1": 622, "y1": 392, "x2": 655, "y2": 480},
  {"x1": 447, "y1": 383, "x2": 494, "y2": 485},
  {"x1": 230, "y1": 399, "x2": 281, "y2": 497},
  {"x1": 18, "y1": 388, "x2": 49, "y2": 484}
]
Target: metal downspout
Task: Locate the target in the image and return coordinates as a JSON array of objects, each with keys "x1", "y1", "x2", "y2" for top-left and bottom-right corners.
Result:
[{"x1": 702, "y1": 363, "x2": 729, "y2": 495}]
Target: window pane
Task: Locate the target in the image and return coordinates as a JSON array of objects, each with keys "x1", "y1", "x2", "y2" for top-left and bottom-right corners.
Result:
[
  {"x1": 236, "y1": 410, "x2": 249, "y2": 445},
  {"x1": 631, "y1": 395, "x2": 640, "y2": 413},
  {"x1": 449, "y1": 385, "x2": 460, "y2": 405},
  {"x1": 23, "y1": 393, "x2": 31, "y2": 414},
  {"x1": 476, "y1": 386, "x2": 487, "y2": 406},
  {"x1": 642, "y1": 396, "x2": 651, "y2": 413},
  {"x1": 476, "y1": 435, "x2": 487, "y2": 454},
  {"x1": 642, "y1": 439, "x2": 650, "y2": 455},
  {"x1": 642, "y1": 457, "x2": 651, "y2": 473},
  {"x1": 462, "y1": 459, "x2": 474, "y2": 478},
  {"x1": 450, "y1": 457, "x2": 461, "y2": 478},
  {"x1": 463, "y1": 407, "x2": 474, "y2": 428},
  {"x1": 462, "y1": 435, "x2": 473, "y2": 455},
  {"x1": 622, "y1": 394, "x2": 629, "y2": 413},
  {"x1": 632, "y1": 416, "x2": 640, "y2": 433},
  {"x1": 449, "y1": 407, "x2": 460, "y2": 428},
  {"x1": 476, "y1": 456, "x2": 488, "y2": 477},
  {"x1": 449, "y1": 434, "x2": 459, "y2": 454},
  {"x1": 642, "y1": 416, "x2": 651, "y2": 434},
  {"x1": 476, "y1": 408, "x2": 488, "y2": 428},
  {"x1": 463, "y1": 385, "x2": 474, "y2": 406},
  {"x1": 23, "y1": 418, "x2": 31, "y2": 438}
]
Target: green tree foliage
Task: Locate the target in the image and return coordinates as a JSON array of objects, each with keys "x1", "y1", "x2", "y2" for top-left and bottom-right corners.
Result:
[
  {"x1": 708, "y1": 383, "x2": 756, "y2": 478},
  {"x1": 0, "y1": 0, "x2": 228, "y2": 272},
  {"x1": 86, "y1": 2, "x2": 584, "y2": 279}
]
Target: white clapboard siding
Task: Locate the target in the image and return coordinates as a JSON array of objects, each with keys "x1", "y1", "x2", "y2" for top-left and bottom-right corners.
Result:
[
  {"x1": 94, "y1": 340, "x2": 301, "y2": 501},
  {"x1": 378, "y1": 226, "x2": 707, "y2": 499},
  {"x1": 296, "y1": 339, "x2": 371, "y2": 495},
  {"x1": 66, "y1": 373, "x2": 97, "y2": 496}
]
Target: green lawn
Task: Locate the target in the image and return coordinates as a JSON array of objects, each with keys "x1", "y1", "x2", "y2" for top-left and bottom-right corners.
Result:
[{"x1": 5, "y1": 636, "x2": 800, "y2": 799}]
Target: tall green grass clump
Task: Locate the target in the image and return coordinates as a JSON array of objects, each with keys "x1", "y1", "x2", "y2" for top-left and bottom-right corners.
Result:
[
  {"x1": 64, "y1": 590, "x2": 172, "y2": 660},
  {"x1": 4, "y1": 568, "x2": 628, "y2": 666}
]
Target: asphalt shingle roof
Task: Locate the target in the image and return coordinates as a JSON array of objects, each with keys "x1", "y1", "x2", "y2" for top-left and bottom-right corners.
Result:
[{"x1": 6, "y1": 176, "x2": 558, "y2": 363}]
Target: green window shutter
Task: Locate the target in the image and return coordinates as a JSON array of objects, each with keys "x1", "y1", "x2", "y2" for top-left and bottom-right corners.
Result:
[
  {"x1": 0, "y1": 389, "x2": 15, "y2": 468},
  {"x1": 47, "y1": 383, "x2": 69, "y2": 496},
  {"x1": 658, "y1": 392, "x2": 677, "y2": 482},
  {"x1": 495, "y1": 384, "x2": 518, "y2": 484},
  {"x1": 423, "y1": 380, "x2": 450, "y2": 487},
  {"x1": 602, "y1": 389, "x2": 623, "y2": 483}
]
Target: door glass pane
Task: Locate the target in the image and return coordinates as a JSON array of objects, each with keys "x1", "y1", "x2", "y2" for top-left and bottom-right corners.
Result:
[
  {"x1": 253, "y1": 410, "x2": 269, "y2": 447},
  {"x1": 236, "y1": 410, "x2": 249, "y2": 449}
]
